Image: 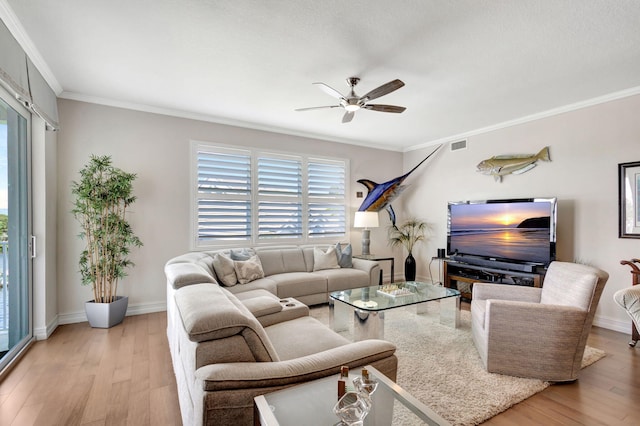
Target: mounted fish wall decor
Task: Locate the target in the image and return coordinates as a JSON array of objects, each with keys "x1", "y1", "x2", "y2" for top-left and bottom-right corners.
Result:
[
  {"x1": 357, "y1": 145, "x2": 442, "y2": 226},
  {"x1": 477, "y1": 146, "x2": 551, "y2": 182}
]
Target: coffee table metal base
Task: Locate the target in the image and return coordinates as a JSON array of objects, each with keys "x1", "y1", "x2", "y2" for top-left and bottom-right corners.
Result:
[{"x1": 331, "y1": 296, "x2": 460, "y2": 341}]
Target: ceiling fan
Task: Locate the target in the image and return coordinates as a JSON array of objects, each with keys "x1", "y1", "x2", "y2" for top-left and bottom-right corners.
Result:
[{"x1": 295, "y1": 77, "x2": 406, "y2": 123}]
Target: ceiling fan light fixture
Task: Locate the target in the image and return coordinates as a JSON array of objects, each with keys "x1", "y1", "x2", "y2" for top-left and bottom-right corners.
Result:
[{"x1": 344, "y1": 104, "x2": 360, "y2": 112}]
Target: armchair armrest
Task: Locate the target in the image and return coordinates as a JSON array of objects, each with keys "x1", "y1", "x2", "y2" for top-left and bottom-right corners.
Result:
[
  {"x1": 486, "y1": 299, "x2": 587, "y2": 345},
  {"x1": 473, "y1": 282, "x2": 542, "y2": 303},
  {"x1": 352, "y1": 258, "x2": 381, "y2": 286},
  {"x1": 195, "y1": 339, "x2": 396, "y2": 391}
]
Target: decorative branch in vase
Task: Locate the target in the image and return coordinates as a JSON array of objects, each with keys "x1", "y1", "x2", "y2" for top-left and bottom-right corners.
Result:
[{"x1": 388, "y1": 218, "x2": 429, "y2": 282}]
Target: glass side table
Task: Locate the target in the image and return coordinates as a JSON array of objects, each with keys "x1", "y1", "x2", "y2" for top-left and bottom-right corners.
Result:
[{"x1": 254, "y1": 365, "x2": 451, "y2": 425}]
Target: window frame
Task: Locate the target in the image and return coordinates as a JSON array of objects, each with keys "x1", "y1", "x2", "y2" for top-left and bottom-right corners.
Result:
[{"x1": 190, "y1": 140, "x2": 350, "y2": 250}]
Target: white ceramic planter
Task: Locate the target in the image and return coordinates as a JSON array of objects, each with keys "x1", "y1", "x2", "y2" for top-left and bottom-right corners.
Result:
[{"x1": 85, "y1": 296, "x2": 129, "y2": 328}]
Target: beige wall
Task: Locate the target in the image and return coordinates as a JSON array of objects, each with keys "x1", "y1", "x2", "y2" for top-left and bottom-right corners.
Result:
[
  {"x1": 54, "y1": 94, "x2": 640, "y2": 333},
  {"x1": 403, "y1": 94, "x2": 640, "y2": 332},
  {"x1": 55, "y1": 99, "x2": 403, "y2": 324}
]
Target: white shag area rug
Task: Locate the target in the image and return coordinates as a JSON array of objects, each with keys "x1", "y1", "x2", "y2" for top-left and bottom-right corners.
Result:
[{"x1": 310, "y1": 304, "x2": 605, "y2": 426}]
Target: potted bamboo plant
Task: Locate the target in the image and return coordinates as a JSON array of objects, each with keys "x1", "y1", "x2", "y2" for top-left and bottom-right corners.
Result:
[
  {"x1": 71, "y1": 155, "x2": 143, "y2": 328},
  {"x1": 388, "y1": 218, "x2": 429, "y2": 281}
]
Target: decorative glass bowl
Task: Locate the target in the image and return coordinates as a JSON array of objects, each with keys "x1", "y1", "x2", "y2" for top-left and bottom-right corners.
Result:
[{"x1": 333, "y1": 391, "x2": 372, "y2": 426}]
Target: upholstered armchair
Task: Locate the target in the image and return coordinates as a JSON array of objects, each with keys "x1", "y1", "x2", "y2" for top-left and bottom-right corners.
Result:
[{"x1": 471, "y1": 261, "x2": 609, "y2": 382}]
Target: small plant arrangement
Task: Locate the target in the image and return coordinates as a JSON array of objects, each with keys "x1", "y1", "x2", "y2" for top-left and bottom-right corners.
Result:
[
  {"x1": 388, "y1": 218, "x2": 429, "y2": 281},
  {"x1": 71, "y1": 155, "x2": 143, "y2": 303},
  {"x1": 387, "y1": 218, "x2": 428, "y2": 255}
]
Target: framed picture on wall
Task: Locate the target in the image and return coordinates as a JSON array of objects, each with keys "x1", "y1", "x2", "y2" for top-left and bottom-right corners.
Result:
[{"x1": 619, "y1": 161, "x2": 640, "y2": 238}]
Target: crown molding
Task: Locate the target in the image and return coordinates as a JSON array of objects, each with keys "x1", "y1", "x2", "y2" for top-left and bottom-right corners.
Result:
[{"x1": 0, "y1": 0, "x2": 63, "y2": 94}]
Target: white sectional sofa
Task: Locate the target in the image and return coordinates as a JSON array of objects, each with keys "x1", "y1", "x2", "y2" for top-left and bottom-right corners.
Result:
[{"x1": 164, "y1": 245, "x2": 397, "y2": 425}]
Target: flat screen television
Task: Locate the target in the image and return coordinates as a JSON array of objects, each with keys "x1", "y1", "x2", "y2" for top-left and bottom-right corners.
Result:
[{"x1": 447, "y1": 197, "x2": 557, "y2": 269}]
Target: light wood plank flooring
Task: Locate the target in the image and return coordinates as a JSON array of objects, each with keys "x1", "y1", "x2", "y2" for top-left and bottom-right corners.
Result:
[
  {"x1": 1, "y1": 310, "x2": 639, "y2": 425},
  {"x1": 0, "y1": 312, "x2": 181, "y2": 426}
]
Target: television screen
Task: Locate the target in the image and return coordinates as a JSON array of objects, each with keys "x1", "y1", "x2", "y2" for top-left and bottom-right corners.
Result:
[{"x1": 447, "y1": 198, "x2": 557, "y2": 266}]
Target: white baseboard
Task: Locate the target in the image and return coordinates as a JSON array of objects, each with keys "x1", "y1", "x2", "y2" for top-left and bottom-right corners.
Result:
[
  {"x1": 34, "y1": 316, "x2": 59, "y2": 341},
  {"x1": 46, "y1": 301, "x2": 168, "y2": 337},
  {"x1": 592, "y1": 314, "x2": 630, "y2": 333}
]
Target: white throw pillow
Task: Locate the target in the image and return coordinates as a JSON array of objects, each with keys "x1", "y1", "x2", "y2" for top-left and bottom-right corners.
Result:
[
  {"x1": 313, "y1": 246, "x2": 340, "y2": 271},
  {"x1": 234, "y1": 255, "x2": 265, "y2": 284},
  {"x1": 212, "y1": 253, "x2": 237, "y2": 287}
]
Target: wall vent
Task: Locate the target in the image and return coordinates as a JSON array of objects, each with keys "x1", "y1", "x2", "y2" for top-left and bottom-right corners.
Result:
[{"x1": 451, "y1": 140, "x2": 467, "y2": 151}]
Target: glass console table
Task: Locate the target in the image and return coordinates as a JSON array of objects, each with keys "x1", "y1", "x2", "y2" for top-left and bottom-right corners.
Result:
[
  {"x1": 330, "y1": 282, "x2": 461, "y2": 340},
  {"x1": 254, "y1": 365, "x2": 451, "y2": 425}
]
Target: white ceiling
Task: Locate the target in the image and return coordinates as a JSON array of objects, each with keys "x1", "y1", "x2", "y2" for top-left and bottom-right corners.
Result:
[{"x1": 4, "y1": 0, "x2": 640, "y2": 151}]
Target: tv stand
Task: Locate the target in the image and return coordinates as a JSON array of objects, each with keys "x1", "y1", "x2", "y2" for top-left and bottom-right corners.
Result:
[{"x1": 444, "y1": 259, "x2": 545, "y2": 300}]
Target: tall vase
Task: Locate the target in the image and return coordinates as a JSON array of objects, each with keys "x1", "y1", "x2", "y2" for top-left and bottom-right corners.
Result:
[{"x1": 405, "y1": 252, "x2": 416, "y2": 282}]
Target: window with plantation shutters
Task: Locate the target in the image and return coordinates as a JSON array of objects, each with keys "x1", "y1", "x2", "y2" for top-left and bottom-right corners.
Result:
[
  {"x1": 308, "y1": 159, "x2": 346, "y2": 238},
  {"x1": 191, "y1": 141, "x2": 348, "y2": 249},
  {"x1": 195, "y1": 147, "x2": 252, "y2": 243}
]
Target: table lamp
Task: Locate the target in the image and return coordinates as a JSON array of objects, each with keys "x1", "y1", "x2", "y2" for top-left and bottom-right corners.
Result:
[{"x1": 354, "y1": 211, "x2": 379, "y2": 256}]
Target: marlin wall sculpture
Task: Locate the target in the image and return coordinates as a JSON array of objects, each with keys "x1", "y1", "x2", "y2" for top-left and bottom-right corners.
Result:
[{"x1": 357, "y1": 145, "x2": 442, "y2": 226}]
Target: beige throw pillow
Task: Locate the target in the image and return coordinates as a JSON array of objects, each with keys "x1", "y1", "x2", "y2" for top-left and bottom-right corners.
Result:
[
  {"x1": 313, "y1": 246, "x2": 340, "y2": 271},
  {"x1": 212, "y1": 253, "x2": 237, "y2": 287},
  {"x1": 234, "y1": 255, "x2": 265, "y2": 284}
]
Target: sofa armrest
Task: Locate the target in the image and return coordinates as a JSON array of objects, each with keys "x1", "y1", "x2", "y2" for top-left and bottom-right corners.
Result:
[
  {"x1": 165, "y1": 262, "x2": 217, "y2": 289},
  {"x1": 195, "y1": 339, "x2": 396, "y2": 391},
  {"x1": 473, "y1": 282, "x2": 542, "y2": 303},
  {"x1": 351, "y1": 258, "x2": 381, "y2": 286}
]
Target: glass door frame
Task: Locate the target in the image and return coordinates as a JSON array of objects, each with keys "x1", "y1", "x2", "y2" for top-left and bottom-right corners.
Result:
[{"x1": 0, "y1": 84, "x2": 33, "y2": 375}]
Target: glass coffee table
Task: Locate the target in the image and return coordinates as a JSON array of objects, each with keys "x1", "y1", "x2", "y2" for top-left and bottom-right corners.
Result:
[
  {"x1": 330, "y1": 282, "x2": 461, "y2": 341},
  {"x1": 254, "y1": 365, "x2": 451, "y2": 425}
]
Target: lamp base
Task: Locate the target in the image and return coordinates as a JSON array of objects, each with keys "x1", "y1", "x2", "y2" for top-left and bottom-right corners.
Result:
[{"x1": 361, "y1": 229, "x2": 371, "y2": 256}]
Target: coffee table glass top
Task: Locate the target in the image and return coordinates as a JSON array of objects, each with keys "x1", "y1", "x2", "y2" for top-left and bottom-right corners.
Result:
[
  {"x1": 330, "y1": 282, "x2": 460, "y2": 311},
  {"x1": 254, "y1": 365, "x2": 451, "y2": 425}
]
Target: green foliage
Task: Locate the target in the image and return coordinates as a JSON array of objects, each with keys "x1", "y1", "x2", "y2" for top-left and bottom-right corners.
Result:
[
  {"x1": 387, "y1": 218, "x2": 429, "y2": 254},
  {"x1": 0, "y1": 214, "x2": 7, "y2": 238},
  {"x1": 71, "y1": 155, "x2": 143, "y2": 303}
]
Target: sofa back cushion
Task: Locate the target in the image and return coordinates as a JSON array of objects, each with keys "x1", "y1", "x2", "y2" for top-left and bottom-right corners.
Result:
[
  {"x1": 256, "y1": 248, "x2": 307, "y2": 276},
  {"x1": 174, "y1": 284, "x2": 279, "y2": 362}
]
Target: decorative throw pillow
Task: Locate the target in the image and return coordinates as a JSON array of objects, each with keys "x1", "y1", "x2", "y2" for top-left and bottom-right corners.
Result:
[
  {"x1": 335, "y1": 243, "x2": 353, "y2": 268},
  {"x1": 313, "y1": 246, "x2": 340, "y2": 271},
  {"x1": 234, "y1": 255, "x2": 265, "y2": 284},
  {"x1": 212, "y1": 253, "x2": 237, "y2": 287},
  {"x1": 229, "y1": 248, "x2": 255, "y2": 261}
]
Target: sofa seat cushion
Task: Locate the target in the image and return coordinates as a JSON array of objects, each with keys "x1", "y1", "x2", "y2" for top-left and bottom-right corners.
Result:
[
  {"x1": 265, "y1": 316, "x2": 350, "y2": 360},
  {"x1": 314, "y1": 268, "x2": 369, "y2": 292},
  {"x1": 268, "y1": 272, "x2": 327, "y2": 298},
  {"x1": 224, "y1": 277, "x2": 278, "y2": 296}
]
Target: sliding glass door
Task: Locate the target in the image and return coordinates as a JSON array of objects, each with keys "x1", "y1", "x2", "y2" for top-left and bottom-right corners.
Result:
[{"x1": 0, "y1": 91, "x2": 32, "y2": 372}]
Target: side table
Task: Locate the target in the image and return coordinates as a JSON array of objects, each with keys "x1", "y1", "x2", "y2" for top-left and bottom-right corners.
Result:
[{"x1": 353, "y1": 254, "x2": 394, "y2": 284}]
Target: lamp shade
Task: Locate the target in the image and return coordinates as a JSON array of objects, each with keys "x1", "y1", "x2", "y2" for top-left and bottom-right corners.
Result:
[{"x1": 354, "y1": 211, "x2": 379, "y2": 228}]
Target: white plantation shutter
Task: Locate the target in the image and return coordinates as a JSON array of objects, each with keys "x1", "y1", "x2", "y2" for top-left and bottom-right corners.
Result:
[
  {"x1": 196, "y1": 148, "x2": 252, "y2": 242},
  {"x1": 257, "y1": 156, "x2": 303, "y2": 240},
  {"x1": 308, "y1": 160, "x2": 346, "y2": 238},
  {"x1": 192, "y1": 141, "x2": 348, "y2": 249}
]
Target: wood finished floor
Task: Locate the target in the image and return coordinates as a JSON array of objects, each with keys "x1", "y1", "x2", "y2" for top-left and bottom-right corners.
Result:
[{"x1": 0, "y1": 309, "x2": 638, "y2": 425}]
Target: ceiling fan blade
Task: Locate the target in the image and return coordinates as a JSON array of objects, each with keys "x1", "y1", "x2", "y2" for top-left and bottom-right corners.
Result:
[
  {"x1": 295, "y1": 105, "x2": 341, "y2": 111},
  {"x1": 363, "y1": 104, "x2": 406, "y2": 113},
  {"x1": 342, "y1": 111, "x2": 355, "y2": 123},
  {"x1": 360, "y1": 79, "x2": 405, "y2": 102},
  {"x1": 313, "y1": 82, "x2": 346, "y2": 100}
]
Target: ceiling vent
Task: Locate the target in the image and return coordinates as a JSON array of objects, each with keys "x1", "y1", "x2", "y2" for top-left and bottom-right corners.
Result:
[{"x1": 450, "y1": 140, "x2": 467, "y2": 151}]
